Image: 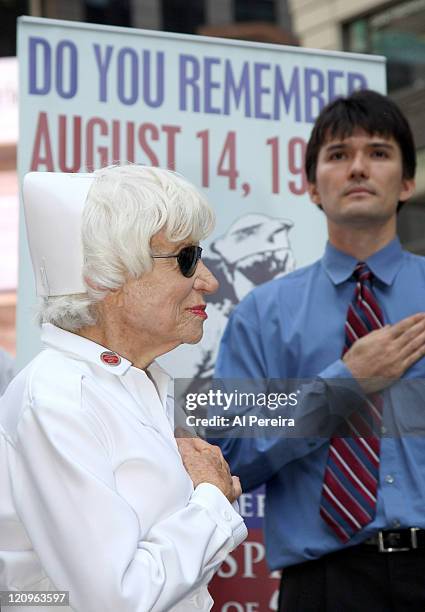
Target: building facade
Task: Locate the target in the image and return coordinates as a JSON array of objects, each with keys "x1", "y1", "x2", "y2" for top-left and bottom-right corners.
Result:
[{"x1": 289, "y1": 0, "x2": 425, "y2": 255}]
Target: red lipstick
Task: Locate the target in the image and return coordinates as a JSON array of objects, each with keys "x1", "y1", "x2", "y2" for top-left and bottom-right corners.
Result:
[{"x1": 187, "y1": 304, "x2": 207, "y2": 319}]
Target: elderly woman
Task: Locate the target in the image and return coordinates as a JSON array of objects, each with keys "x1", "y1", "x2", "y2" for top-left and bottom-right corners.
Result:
[{"x1": 0, "y1": 165, "x2": 246, "y2": 612}]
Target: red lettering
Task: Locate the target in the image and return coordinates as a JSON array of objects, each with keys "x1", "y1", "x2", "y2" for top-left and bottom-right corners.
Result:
[
  {"x1": 112, "y1": 119, "x2": 120, "y2": 164},
  {"x1": 138, "y1": 123, "x2": 159, "y2": 166},
  {"x1": 126, "y1": 122, "x2": 135, "y2": 163},
  {"x1": 86, "y1": 117, "x2": 108, "y2": 170},
  {"x1": 161, "y1": 124, "x2": 181, "y2": 170},
  {"x1": 30, "y1": 112, "x2": 54, "y2": 171},
  {"x1": 266, "y1": 136, "x2": 279, "y2": 194},
  {"x1": 29, "y1": 116, "x2": 183, "y2": 171},
  {"x1": 217, "y1": 131, "x2": 239, "y2": 190},
  {"x1": 58, "y1": 115, "x2": 81, "y2": 172},
  {"x1": 288, "y1": 137, "x2": 307, "y2": 195},
  {"x1": 196, "y1": 129, "x2": 210, "y2": 187}
]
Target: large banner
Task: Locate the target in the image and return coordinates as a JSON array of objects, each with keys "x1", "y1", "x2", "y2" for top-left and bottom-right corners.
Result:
[{"x1": 17, "y1": 17, "x2": 386, "y2": 610}]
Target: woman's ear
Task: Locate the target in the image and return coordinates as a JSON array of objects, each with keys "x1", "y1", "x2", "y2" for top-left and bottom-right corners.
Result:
[{"x1": 84, "y1": 276, "x2": 112, "y2": 293}]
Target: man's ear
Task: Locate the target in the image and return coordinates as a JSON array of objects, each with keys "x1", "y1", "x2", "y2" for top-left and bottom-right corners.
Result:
[
  {"x1": 307, "y1": 181, "x2": 321, "y2": 206},
  {"x1": 399, "y1": 177, "x2": 415, "y2": 204}
]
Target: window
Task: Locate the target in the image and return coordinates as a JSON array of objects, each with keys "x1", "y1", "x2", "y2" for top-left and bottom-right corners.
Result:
[
  {"x1": 162, "y1": 0, "x2": 205, "y2": 34},
  {"x1": 234, "y1": 0, "x2": 276, "y2": 23},
  {"x1": 345, "y1": 0, "x2": 425, "y2": 94},
  {"x1": 85, "y1": 0, "x2": 131, "y2": 27}
]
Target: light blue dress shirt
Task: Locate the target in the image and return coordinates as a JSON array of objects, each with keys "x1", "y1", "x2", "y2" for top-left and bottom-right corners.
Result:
[{"x1": 214, "y1": 238, "x2": 425, "y2": 570}]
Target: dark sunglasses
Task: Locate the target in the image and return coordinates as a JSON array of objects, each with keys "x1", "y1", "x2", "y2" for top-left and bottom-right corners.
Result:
[{"x1": 151, "y1": 245, "x2": 203, "y2": 278}]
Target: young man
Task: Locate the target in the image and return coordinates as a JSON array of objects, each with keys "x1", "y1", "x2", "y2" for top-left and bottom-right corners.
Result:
[{"x1": 215, "y1": 90, "x2": 425, "y2": 611}]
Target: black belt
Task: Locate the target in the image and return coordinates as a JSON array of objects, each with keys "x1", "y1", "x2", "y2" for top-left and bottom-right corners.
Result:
[{"x1": 361, "y1": 528, "x2": 425, "y2": 552}]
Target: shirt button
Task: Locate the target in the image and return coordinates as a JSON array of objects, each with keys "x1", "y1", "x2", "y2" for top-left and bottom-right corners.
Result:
[
  {"x1": 223, "y1": 510, "x2": 232, "y2": 521},
  {"x1": 392, "y1": 520, "x2": 401, "y2": 528},
  {"x1": 385, "y1": 474, "x2": 395, "y2": 484}
]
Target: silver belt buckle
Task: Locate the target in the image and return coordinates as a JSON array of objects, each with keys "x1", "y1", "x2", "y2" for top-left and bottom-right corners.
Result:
[
  {"x1": 378, "y1": 528, "x2": 418, "y2": 553},
  {"x1": 411, "y1": 527, "x2": 419, "y2": 549}
]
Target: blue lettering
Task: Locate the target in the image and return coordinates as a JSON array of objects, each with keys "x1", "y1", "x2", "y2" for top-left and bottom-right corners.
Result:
[
  {"x1": 179, "y1": 54, "x2": 200, "y2": 112},
  {"x1": 328, "y1": 70, "x2": 344, "y2": 102},
  {"x1": 204, "y1": 57, "x2": 221, "y2": 114},
  {"x1": 273, "y1": 66, "x2": 301, "y2": 121},
  {"x1": 29, "y1": 37, "x2": 51, "y2": 95},
  {"x1": 142, "y1": 50, "x2": 164, "y2": 108},
  {"x1": 304, "y1": 68, "x2": 325, "y2": 123},
  {"x1": 254, "y1": 63, "x2": 271, "y2": 120},
  {"x1": 93, "y1": 44, "x2": 113, "y2": 102},
  {"x1": 223, "y1": 60, "x2": 251, "y2": 117},
  {"x1": 117, "y1": 48, "x2": 138, "y2": 105},
  {"x1": 55, "y1": 40, "x2": 78, "y2": 99},
  {"x1": 348, "y1": 72, "x2": 368, "y2": 94}
]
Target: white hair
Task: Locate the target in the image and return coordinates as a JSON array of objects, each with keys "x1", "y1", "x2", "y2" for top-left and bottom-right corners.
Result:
[{"x1": 38, "y1": 164, "x2": 215, "y2": 331}]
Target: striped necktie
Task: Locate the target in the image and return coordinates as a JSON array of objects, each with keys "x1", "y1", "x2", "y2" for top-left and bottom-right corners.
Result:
[{"x1": 320, "y1": 262, "x2": 384, "y2": 542}]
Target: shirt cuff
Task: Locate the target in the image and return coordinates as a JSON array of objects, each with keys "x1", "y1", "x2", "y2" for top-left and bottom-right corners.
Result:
[
  {"x1": 190, "y1": 483, "x2": 247, "y2": 548},
  {"x1": 319, "y1": 359, "x2": 367, "y2": 417}
]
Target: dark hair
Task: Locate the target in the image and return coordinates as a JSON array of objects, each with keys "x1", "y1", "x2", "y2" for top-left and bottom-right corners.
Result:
[{"x1": 305, "y1": 90, "x2": 416, "y2": 211}]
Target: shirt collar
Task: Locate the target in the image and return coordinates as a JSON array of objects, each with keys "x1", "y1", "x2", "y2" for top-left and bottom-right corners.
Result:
[
  {"x1": 41, "y1": 324, "x2": 172, "y2": 419},
  {"x1": 144, "y1": 360, "x2": 172, "y2": 408},
  {"x1": 322, "y1": 237, "x2": 403, "y2": 286},
  {"x1": 41, "y1": 323, "x2": 133, "y2": 375}
]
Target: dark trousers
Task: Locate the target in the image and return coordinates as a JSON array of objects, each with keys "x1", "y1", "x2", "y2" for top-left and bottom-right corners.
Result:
[{"x1": 278, "y1": 545, "x2": 425, "y2": 612}]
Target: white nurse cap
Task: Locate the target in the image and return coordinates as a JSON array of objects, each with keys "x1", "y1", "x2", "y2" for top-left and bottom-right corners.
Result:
[{"x1": 23, "y1": 172, "x2": 95, "y2": 297}]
